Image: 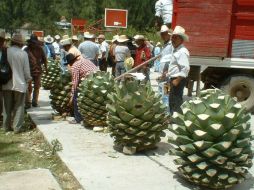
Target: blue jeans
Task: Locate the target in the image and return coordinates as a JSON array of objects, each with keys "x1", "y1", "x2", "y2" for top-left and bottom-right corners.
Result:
[
  {"x1": 115, "y1": 61, "x2": 126, "y2": 77},
  {"x1": 73, "y1": 91, "x2": 83, "y2": 123},
  {"x1": 158, "y1": 82, "x2": 169, "y2": 112}
]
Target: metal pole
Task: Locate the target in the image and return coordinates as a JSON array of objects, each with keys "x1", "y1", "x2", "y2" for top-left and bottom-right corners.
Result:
[{"x1": 114, "y1": 54, "x2": 161, "y2": 81}]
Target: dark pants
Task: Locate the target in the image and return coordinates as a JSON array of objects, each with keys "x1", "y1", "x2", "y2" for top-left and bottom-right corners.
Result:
[
  {"x1": 26, "y1": 75, "x2": 41, "y2": 105},
  {"x1": 99, "y1": 58, "x2": 108, "y2": 72},
  {"x1": 2, "y1": 90, "x2": 25, "y2": 132},
  {"x1": 169, "y1": 78, "x2": 186, "y2": 115},
  {"x1": 73, "y1": 91, "x2": 83, "y2": 123}
]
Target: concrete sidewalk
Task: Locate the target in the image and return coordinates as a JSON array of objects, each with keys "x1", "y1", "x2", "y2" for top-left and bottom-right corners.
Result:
[
  {"x1": 28, "y1": 89, "x2": 254, "y2": 190},
  {"x1": 0, "y1": 169, "x2": 61, "y2": 190}
]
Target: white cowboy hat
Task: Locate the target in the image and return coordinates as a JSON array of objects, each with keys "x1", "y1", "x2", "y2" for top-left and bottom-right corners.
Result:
[
  {"x1": 44, "y1": 35, "x2": 54, "y2": 43},
  {"x1": 72, "y1": 35, "x2": 79, "y2": 41},
  {"x1": 133, "y1": 35, "x2": 145, "y2": 41},
  {"x1": 84, "y1": 32, "x2": 94, "y2": 39},
  {"x1": 156, "y1": 42, "x2": 161, "y2": 46},
  {"x1": 60, "y1": 35, "x2": 72, "y2": 46},
  {"x1": 160, "y1": 25, "x2": 173, "y2": 35},
  {"x1": 117, "y1": 35, "x2": 129, "y2": 43},
  {"x1": 97, "y1": 34, "x2": 105, "y2": 39},
  {"x1": 172, "y1": 26, "x2": 189, "y2": 42},
  {"x1": 0, "y1": 31, "x2": 5, "y2": 40},
  {"x1": 55, "y1": 35, "x2": 61, "y2": 40},
  {"x1": 112, "y1": 35, "x2": 119, "y2": 42},
  {"x1": 11, "y1": 33, "x2": 25, "y2": 44}
]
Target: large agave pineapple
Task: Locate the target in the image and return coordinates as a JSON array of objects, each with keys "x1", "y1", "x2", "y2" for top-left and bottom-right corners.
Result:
[
  {"x1": 78, "y1": 71, "x2": 115, "y2": 127},
  {"x1": 107, "y1": 78, "x2": 169, "y2": 154},
  {"x1": 41, "y1": 60, "x2": 61, "y2": 90},
  {"x1": 49, "y1": 72, "x2": 72, "y2": 115},
  {"x1": 169, "y1": 89, "x2": 253, "y2": 189}
]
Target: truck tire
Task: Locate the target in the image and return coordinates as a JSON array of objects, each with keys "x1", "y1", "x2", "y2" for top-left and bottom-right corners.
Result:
[{"x1": 221, "y1": 76, "x2": 254, "y2": 112}]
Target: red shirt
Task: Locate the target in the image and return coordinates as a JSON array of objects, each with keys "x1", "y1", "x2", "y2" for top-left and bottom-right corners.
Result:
[
  {"x1": 71, "y1": 57, "x2": 98, "y2": 93},
  {"x1": 134, "y1": 44, "x2": 151, "y2": 67}
]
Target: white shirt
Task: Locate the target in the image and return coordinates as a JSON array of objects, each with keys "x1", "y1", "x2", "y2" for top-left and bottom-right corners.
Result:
[
  {"x1": 2, "y1": 46, "x2": 31, "y2": 93},
  {"x1": 167, "y1": 44, "x2": 190, "y2": 78},
  {"x1": 78, "y1": 40, "x2": 99, "y2": 61},
  {"x1": 155, "y1": 0, "x2": 173, "y2": 24},
  {"x1": 114, "y1": 45, "x2": 130, "y2": 62},
  {"x1": 98, "y1": 41, "x2": 109, "y2": 60},
  {"x1": 52, "y1": 42, "x2": 60, "y2": 54},
  {"x1": 160, "y1": 41, "x2": 173, "y2": 73}
]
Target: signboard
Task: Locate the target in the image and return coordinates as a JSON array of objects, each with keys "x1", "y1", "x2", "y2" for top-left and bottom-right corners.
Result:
[
  {"x1": 105, "y1": 8, "x2": 128, "y2": 28},
  {"x1": 71, "y1": 18, "x2": 87, "y2": 34},
  {"x1": 32, "y1": 31, "x2": 44, "y2": 37}
]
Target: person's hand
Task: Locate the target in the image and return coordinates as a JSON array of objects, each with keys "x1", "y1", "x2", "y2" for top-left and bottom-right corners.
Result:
[
  {"x1": 68, "y1": 96, "x2": 73, "y2": 107},
  {"x1": 172, "y1": 77, "x2": 183, "y2": 87}
]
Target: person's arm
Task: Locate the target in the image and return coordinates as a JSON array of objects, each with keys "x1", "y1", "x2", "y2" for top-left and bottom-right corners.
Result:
[
  {"x1": 23, "y1": 52, "x2": 32, "y2": 82},
  {"x1": 50, "y1": 45, "x2": 56, "y2": 60},
  {"x1": 71, "y1": 64, "x2": 80, "y2": 95},
  {"x1": 101, "y1": 44, "x2": 107, "y2": 60},
  {"x1": 41, "y1": 47, "x2": 48, "y2": 74},
  {"x1": 126, "y1": 47, "x2": 131, "y2": 58},
  {"x1": 95, "y1": 45, "x2": 99, "y2": 61}
]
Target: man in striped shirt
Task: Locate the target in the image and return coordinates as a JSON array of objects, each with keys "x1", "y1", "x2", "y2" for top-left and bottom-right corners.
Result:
[{"x1": 65, "y1": 53, "x2": 98, "y2": 124}]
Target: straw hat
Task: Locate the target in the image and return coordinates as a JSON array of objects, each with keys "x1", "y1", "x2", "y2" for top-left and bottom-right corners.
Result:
[
  {"x1": 55, "y1": 35, "x2": 61, "y2": 40},
  {"x1": 97, "y1": 34, "x2": 105, "y2": 39},
  {"x1": 112, "y1": 35, "x2": 119, "y2": 42},
  {"x1": 117, "y1": 35, "x2": 129, "y2": 43},
  {"x1": 160, "y1": 25, "x2": 173, "y2": 35},
  {"x1": 172, "y1": 26, "x2": 189, "y2": 42},
  {"x1": 0, "y1": 31, "x2": 5, "y2": 40},
  {"x1": 5, "y1": 33, "x2": 11, "y2": 40},
  {"x1": 156, "y1": 42, "x2": 161, "y2": 46},
  {"x1": 11, "y1": 33, "x2": 25, "y2": 45},
  {"x1": 60, "y1": 35, "x2": 72, "y2": 46},
  {"x1": 84, "y1": 32, "x2": 94, "y2": 39},
  {"x1": 72, "y1": 35, "x2": 79, "y2": 41},
  {"x1": 133, "y1": 35, "x2": 145, "y2": 41},
  {"x1": 44, "y1": 35, "x2": 54, "y2": 43}
]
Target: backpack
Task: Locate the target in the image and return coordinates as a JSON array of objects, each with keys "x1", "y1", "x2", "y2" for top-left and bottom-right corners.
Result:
[{"x1": 0, "y1": 48, "x2": 12, "y2": 85}]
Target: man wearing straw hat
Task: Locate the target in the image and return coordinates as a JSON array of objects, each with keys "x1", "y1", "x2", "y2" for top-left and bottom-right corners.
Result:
[
  {"x1": 114, "y1": 35, "x2": 131, "y2": 77},
  {"x1": 2, "y1": 33, "x2": 32, "y2": 133},
  {"x1": 133, "y1": 35, "x2": 151, "y2": 81},
  {"x1": 25, "y1": 34, "x2": 47, "y2": 108},
  {"x1": 64, "y1": 53, "x2": 98, "y2": 124},
  {"x1": 157, "y1": 25, "x2": 173, "y2": 110},
  {"x1": 78, "y1": 32, "x2": 99, "y2": 66},
  {"x1": 164, "y1": 26, "x2": 190, "y2": 114}
]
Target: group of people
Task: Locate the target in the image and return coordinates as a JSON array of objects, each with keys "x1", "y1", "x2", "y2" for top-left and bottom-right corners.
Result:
[{"x1": 0, "y1": 22, "x2": 190, "y2": 131}]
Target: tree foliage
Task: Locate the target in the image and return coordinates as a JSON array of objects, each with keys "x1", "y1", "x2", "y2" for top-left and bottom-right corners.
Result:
[{"x1": 0, "y1": 0, "x2": 157, "y2": 33}]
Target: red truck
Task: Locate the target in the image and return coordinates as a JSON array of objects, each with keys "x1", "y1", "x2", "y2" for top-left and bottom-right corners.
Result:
[{"x1": 172, "y1": 0, "x2": 254, "y2": 111}]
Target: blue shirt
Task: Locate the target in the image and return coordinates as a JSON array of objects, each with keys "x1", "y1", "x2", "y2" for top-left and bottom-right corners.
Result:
[{"x1": 78, "y1": 40, "x2": 99, "y2": 61}]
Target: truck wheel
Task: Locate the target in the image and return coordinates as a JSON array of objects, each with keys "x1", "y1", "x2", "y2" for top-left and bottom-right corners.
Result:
[{"x1": 221, "y1": 76, "x2": 254, "y2": 112}]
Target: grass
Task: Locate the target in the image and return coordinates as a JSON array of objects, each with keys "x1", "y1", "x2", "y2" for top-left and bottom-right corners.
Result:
[{"x1": 0, "y1": 128, "x2": 83, "y2": 190}]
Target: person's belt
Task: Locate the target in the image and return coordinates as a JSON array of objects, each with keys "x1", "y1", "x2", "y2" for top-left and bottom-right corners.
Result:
[{"x1": 116, "y1": 61, "x2": 124, "y2": 63}]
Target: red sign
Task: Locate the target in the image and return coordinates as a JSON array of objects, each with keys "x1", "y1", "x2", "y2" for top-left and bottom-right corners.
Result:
[
  {"x1": 32, "y1": 31, "x2": 44, "y2": 37},
  {"x1": 71, "y1": 18, "x2": 87, "y2": 34},
  {"x1": 105, "y1": 8, "x2": 128, "y2": 28}
]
